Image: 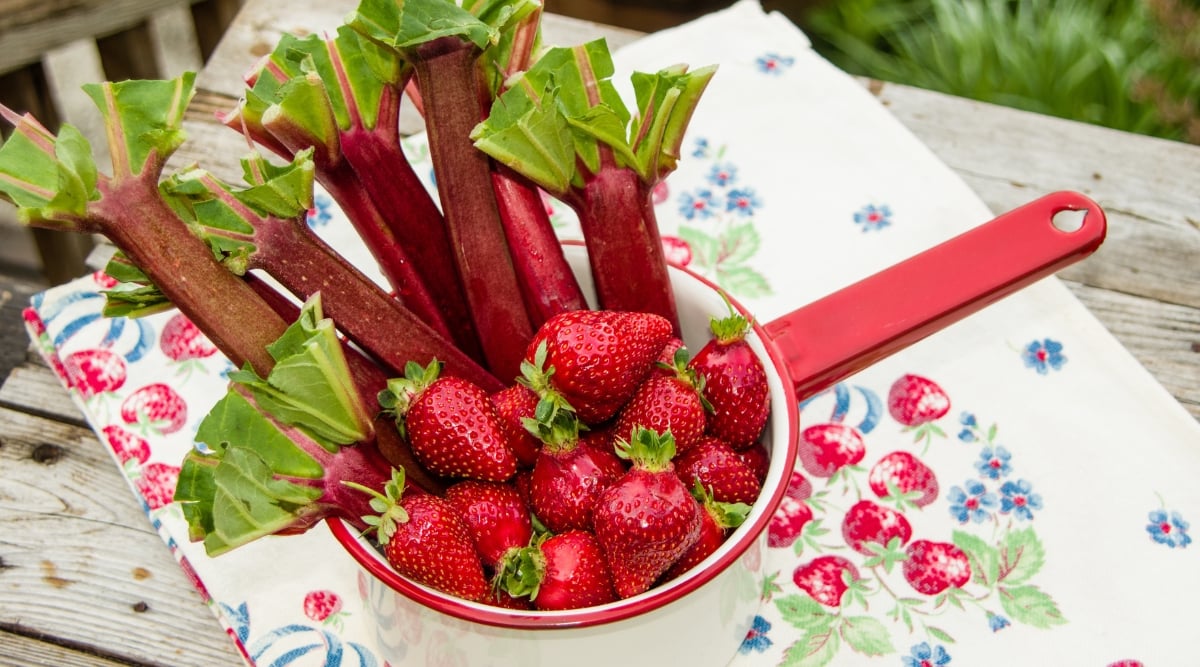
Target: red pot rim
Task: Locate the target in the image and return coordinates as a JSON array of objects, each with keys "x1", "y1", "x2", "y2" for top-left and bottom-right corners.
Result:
[{"x1": 329, "y1": 257, "x2": 800, "y2": 630}]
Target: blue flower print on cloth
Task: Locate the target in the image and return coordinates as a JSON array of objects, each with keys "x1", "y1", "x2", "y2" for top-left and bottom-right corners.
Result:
[
  {"x1": 999, "y1": 479, "x2": 1043, "y2": 521},
  {"x1": 739, "y1": 615, "x2": 773, "y2": 654},
  {"x1": 903, "y1": 642, "x2": 951, "y2": 667},
  {"x1": 755, "y1": 52, "x2": 795, "y2": 74},
  {"x1": 1022, "y1": 338, "x2": 1066, "y2": 374},
  {"x1": 679, "y1": 188, "x2": 721, "y2": 220},
  {"x1": 988, "y1": 612, "x2": 1012, "y2": 632},
  {"x1": 976, "y1": 446, "x2": 1013, "y2": 480},
  {"x1": 948, "y1": 479, "x2": 999, "y2": 524},
  {"x1": 854, "y1": 203, "x2": 893, "y2": 232},
  {"x1": 1147, "y1": 509, "x2": 1191, "y2": 548}
]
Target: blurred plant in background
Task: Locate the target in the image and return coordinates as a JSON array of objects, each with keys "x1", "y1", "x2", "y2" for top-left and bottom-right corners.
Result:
[{"x1": 795, "y1": 0, "x2": 1200, "y2": 144}]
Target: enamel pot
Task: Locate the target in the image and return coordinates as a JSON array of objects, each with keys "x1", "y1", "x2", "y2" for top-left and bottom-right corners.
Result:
[{"x1": 330, "y1": 190, "x2": 1106, "y2": 667}]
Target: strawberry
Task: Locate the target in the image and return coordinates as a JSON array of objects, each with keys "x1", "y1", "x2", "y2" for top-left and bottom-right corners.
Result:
[
  {"x1": 121, "y1": 383, "x2": 187, "y2": 435},
  {"x1": 102, "y1": 424, "x2": 149, "y2": 465},
  {"x1": 526, "y1": 410, "x2": 624, "y2": 533},
  {"x1": 768, "y1": 471, "x2": 813, "y2": 548},
  {"x1": 160, "y1": 313, "x2": 218, "y2": 361},
  {"x1": 868, "y1": 451, "x2": 939, "y2": 507},
  {"x1": 650, "y1": 337, "x2": 685, "y2": 377},
  {"x1": 841, "y1": 500, "x2": 912, "y2": 556},
  {"x1": 792, "y1": 555, "x2": 859, "y2": 607},
  {"x1": 796, "y1": 422, "x2": 865, "y2": 477},
  {"x1": 490, "y1": 384, "x2": 543, "y2": 468},
  {"x1": 613, "y1": 350, "x2": 709, "y2": 454},
  {"x1": 136, "y1": 462, "x2": 180, "y2": 510},
  {"x1": 688, "y1": 307, "x2": 769, "y2": 449},
  {"x1": 348, "y1": 468, "x2": 490, "y2": 602},
  {"x1": 738, "y1": 440, "x2": 770, "y2": 483},
  {"x1": 496, "y1": 531, "x2": 617, "y2": 611},
  {"x1": 666, "y1": 481, "x2": 751, "y2": 580},
  {"x1": 674, "y1": 436, "x2": 762, "y2": 504},
  {"x1": 380, "y1": 361, "x2": 517, "y2": 482},
  {"x1": 526, "y1": 310, "x2": 672, "y2": 423},
  {"x1": 64, "y1": 348, "x2": 127, "y2": 398},
  {"x1": 887, "y1": 374, "x2": 950, "y2": 426},
  {"x1": 444, "y1": 480, "x2": 533, "y2": 570},
  {"x1": 902, "y1": 539, "x2": 971, "y2": 595},
  {"x1": 593, "y1": 428, "x2": 704, "y2": 598}
]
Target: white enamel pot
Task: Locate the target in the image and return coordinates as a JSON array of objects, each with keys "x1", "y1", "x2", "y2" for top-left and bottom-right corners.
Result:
[{"x1": 328, "y1": 191, "x2": 1106, "y2": 667}]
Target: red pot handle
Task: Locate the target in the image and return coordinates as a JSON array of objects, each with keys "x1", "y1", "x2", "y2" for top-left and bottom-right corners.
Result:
[{"x1": 762, "y1": 190, "x2": 1106, "y2": 400}]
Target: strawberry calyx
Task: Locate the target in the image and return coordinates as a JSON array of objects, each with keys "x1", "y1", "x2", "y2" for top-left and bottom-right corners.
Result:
[
  {"x1": 493, "y1": 533, "x2": 549, "y2": 600},
  {"x1": 378, "y1": 360, "x2": 442, "y2": 440},
  {"x1": 690, "y1": 479, "x2": 751, "y2": 531},
  {"x1": 657, "y1": 346, "x2": 713, "y2": 413},
  {"x1": 708, "y1": 294, "x2": 752, "y2": 345},
  {"x1": 343, "y1": 467, "x2": 411, "y2": 543},
  {"x1": 522, "y1": 402, "x2": 586, "y2": 455},
  {"x1": 517, "y1": 341, "x2": 576, "y2": 419},
  {"x1": 615, "y1": 427, "x2": 677, "y2": 472}
]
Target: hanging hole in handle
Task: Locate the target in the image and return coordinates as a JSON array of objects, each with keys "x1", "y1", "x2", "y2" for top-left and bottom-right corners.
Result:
[{"x1": 1052, "y1": 208, "x2": 1088, "y2": 233}]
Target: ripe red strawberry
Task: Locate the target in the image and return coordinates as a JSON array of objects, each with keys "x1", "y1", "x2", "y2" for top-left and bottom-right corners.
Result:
[
  {"x1": 868, "y1": 451, "x2": 939, "y2": 507},
  {"x1": 160, "y1": 313, "x2": 218, "y2": 361},
  {"x1": 526, "y1": 310, "x2": 672, "y2": 424},
  {"x1": 650, "y1": 337, "x2": 685, "y2": 377},
  {"x1": 903, "y1": 539, "x2": 971, "y2": 595},
  {"x1": 613, "y1": 359, "x2": 708, "y2": 454},
  {"x1": 593, "y1": 428, "x2": 703, "y2": 598},
  {"x1": 350, "y1": 468, "x2": 490, "y2": 602},
  {"x1": 887, "y1": 374, "x2": 950, "y2": 426},
  {"x1": 688, "y1": 308, "x2": 769, "y2": 449},
  {"x1": 674, "y1": 436, "x2": 762, "y2": 504},
  {"x1": 136, "y1": 462, "x2": 180, "y2": 510},
  {"x1": 496, "y1": 531, "x2": 617, "y2": 611},
  {"x1": 444, "y1": 480, "x2": 533, "y2": 570},
  {"x1": 738, "y1": 441, "x2": 770, "y2": 483},
  {"x1": 490, "y1": 384, "x2": 543, "y2": 468},
  {"x1": 64, "y1": 348, "x2": 127, "y2": 398},
  {"x1": 121, "y1": 383, "x2": 187, "y2": 434},
  {"x1": 666, "y1": 482, "x2": 751, "y2": 580},
  {"x1": 380, "y1": 361, "x2": 517, "y2": 482},
  {"x1": 768, "y1": 470, "x2": 814, "y2": 548},
  {"x1": 797, "y1": 422, "x2": 865, "y2": 477},
  {"x1": 841, "y1": 500, "x2": 912, "y2": 556},
  {"x1": 103, "y1": 424, "x2": 149, "y2": 465},
  {"x1": 302, "y1": 590, "x2": 344, "y2": 624},
  {"x1": 793, "y1": 555, "x2": 859, "y2": 607},
  {"x1": 527, "y1": 410, "x2": 624, "y2": 533}
]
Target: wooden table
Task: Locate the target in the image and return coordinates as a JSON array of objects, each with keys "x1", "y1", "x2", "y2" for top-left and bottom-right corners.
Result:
[{"x1": 1, "y1": 1, "x2": 1197, "y2": 664}]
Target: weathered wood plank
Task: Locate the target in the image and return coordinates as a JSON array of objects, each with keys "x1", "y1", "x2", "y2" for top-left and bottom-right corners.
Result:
[
  {"x1": 0, "y1": 631, "x2": 144, "y2": 667},
  {"x1": 871, "y1": 81, "x2": 1200, "y2": 310},
  {"x1": 0, "y1": 405, "x2": 244, "y2": 667},
  {"x1": 0, "y1": 0, "x2": 211, "y2": 75}
]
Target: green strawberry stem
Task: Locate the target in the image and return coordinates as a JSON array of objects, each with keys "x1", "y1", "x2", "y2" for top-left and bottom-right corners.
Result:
[
  {"x1": 342, "y1": 468, "x2": 411, "y2": 542},
  {"x1": 615, "y1": 427, "x2": 677, "y2": 472},
  {"x1": 494, "y1": 535, "x2": 548, "y2": 600},
  {"x1": 691, "y1": 479, "x2": 751, "y2": 530},
  {"x1": 708, "y1": 294, "x2": 752, "y2": 344}
]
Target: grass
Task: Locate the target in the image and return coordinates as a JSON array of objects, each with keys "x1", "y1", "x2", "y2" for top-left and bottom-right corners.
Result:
[{"x1": 796, "y1": 0, "x2": 1200, "y2": 144}]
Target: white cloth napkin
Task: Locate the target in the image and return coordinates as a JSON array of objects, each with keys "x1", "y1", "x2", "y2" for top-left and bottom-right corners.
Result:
[{"x1": 25, "y1": 2, "x2": 1198, "y2": 665}]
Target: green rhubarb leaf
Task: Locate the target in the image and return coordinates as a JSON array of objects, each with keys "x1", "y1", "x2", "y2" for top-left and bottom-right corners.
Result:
[
  {"x1": 469, "y1": 0, "x2": 543, "y2": 89},
  {"x1": 227, "y1": 295, "x2": 373, "y2": 450},
  {"x1": 236, "y1": 151, "x2": 316, "y2": 218},
  {"x1": 0, "y1": 115, "x2": 98, "y2": 227},
  {"x1": 82, "y1": 74, "x2": 196, "y2": 177},
  {"x1": 349, "y1": 0, "x2": 496, "y2": 53},
  {"x1": 471, "y1": 78, "x2": 575, "y2": 193},
  {"x1": 628, "y1": 64, "x2": 716, "y2": 182},
  {"x1": 178, "y1": 390, "x2": 327, "y2": 555},
  {"x1": 262, "y1": 74, "x2": 341, "y2": 160},
  {"x1": 99, "y1": 251, "x2": 174, "y2": 318}
]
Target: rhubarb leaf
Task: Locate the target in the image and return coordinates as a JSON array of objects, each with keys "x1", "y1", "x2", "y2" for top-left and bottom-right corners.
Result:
[
  {"x1": 0, "y1": 116, "x2": 98, "y2": 226},
  {"x1": 628, "y1": 64, "x2": 717, "y2": 182},
  {"x1": 470, "y1": 78, "x2": 574, "y2": 193},
  {"x1": 226, "y1": 295, "x2": 373, "y2": 450},
  {"x1": 349, "y1": 0, "x2": 496, "y2": 53},
  {"x1": 82, "y1": 74, "x2": 196, "y2": 177}
]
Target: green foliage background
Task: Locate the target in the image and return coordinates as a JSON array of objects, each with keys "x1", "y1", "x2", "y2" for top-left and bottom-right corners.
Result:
[{"x1": 792, "y1": 0, "x2": 1199, "y2": 144}]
